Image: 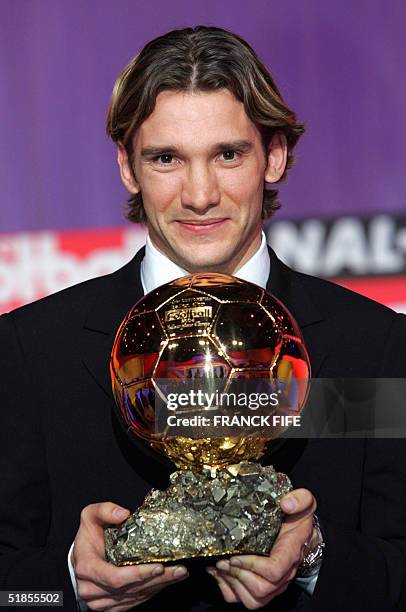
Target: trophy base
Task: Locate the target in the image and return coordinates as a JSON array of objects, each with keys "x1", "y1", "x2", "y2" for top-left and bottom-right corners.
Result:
[{"x1": 104, "y1": 461, "x2": 292, "y2": 566}]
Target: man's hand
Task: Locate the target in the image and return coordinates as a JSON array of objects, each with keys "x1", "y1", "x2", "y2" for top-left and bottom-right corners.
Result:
[
  {"x1": 206, "y1": 488, "x2": 317, "y2": 610},
  {"x1": 72, "y1": 502, "x2": 188, "y2": 611}
]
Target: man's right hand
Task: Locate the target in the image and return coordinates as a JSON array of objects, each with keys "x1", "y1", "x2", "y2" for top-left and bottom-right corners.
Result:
[{"x1": 72, "y1": 502, "x2": 188, "y2": 611}]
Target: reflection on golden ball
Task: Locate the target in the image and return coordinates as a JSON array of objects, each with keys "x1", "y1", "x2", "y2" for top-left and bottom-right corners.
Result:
[{"x1": 110, "y1": 273, "x2": 310, "y2": 469}]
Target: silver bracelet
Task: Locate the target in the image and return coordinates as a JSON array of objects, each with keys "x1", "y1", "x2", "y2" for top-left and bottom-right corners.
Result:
[{"x1": 296, "y1": 514, "x2": 325, "y2": 578}]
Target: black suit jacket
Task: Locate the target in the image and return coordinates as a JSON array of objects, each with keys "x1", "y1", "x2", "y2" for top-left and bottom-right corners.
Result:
[{"x1": 1, "y1": 246, "x2": 406, "y2": 611}]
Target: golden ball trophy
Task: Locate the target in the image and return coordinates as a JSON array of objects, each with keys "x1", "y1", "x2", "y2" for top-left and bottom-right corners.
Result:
[{"x1": 104, "y1": 273, "x2": 310, "y2": 565}]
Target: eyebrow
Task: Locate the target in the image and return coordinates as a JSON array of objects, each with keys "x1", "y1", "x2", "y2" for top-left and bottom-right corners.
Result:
[{"x1": 140, "y1": 140, "x2": 253, "y2": 159}]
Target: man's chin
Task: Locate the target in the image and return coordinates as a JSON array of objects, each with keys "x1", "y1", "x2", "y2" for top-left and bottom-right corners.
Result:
[
  {"x1": 163, "y1": 234, "x2": 241, "y2": 273},
  {"x1": 175, "y1": 252, "x2": 236, "y2": 274}
]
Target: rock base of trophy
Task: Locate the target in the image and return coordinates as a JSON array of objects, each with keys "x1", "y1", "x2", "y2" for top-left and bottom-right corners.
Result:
[{"x1": 104, "y1": 461, "x2": 292, "y2": 566}]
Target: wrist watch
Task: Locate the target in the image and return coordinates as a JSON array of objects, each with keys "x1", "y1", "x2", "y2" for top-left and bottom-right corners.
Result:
[{"x1": 296, "y1": 514, "x2": 325, "y2": 578}]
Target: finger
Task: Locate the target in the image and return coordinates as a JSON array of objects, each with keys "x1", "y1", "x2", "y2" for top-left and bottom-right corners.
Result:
[
  {"x1": 269, "y1": 539, "x2": 306, "y2": 576},
  {"x1": 104, "y1": 601, "x2": 151, "y2": 612},
  {"x1": 280, "y1": 488, "x2": 316, "y2": 519},
  {"x1": 217, "y1": 570, "x2": 271, "y2": 609},
  {"x1": 79, "y1": 565, "x2": 188, "y2": 601},
  {"x1": 272, "y1": 517, "x2": 313, "y2": 562},
  {"x1": 226, "y1": 554, "x2": 293, "y2": 584},
  {"x1": 76, "y1": 556, "x2": 167, "y2": 591},
  {"x1": 216, "y1": 559, "x2": 277, "y2": 599},
  {"x1": 276, "y1": 518, "x2": 315, "y2": 551},
  {"x1": 84, "y1": 572, "x2": 189, "y2": 610},
  {"x1": 86, "y1": 592, "x2": 161, "y2": 610},
  {"x1": 80, "y1": 502, "x2": 131, "y2": 528},
  {"x1": 73, "y1": 503, "x2": 132, "y2": 563},
  {"x1": 78, "y1": 562, "x2": 187, "y2": 594},
  {"x1": 206, "y1": 567, "x2": 239, "y2": 603},
  {"x1": 81, "y1": 568, "x2": 189, "y2": 610},
  {"x1": 84, "y1": 593, "x2": 149, "y2": 611},
  {"x1": 103, "y1": 588, "x2": 165, "y2": 612}
]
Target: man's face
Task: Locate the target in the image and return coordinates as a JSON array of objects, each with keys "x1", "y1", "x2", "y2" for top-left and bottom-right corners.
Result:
[{"x1": 118, "y1": 89, "x2": 287, "y2": 274}]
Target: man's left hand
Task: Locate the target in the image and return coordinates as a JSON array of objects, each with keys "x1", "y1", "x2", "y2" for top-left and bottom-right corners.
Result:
[{"x1": 207, "y1": 488, "x2": 317, "y2": 609}]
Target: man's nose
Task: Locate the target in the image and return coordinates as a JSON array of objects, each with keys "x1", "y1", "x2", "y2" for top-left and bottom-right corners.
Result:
[{"x1": 181, "y1": 162, "x2": 221, "y2": 213}]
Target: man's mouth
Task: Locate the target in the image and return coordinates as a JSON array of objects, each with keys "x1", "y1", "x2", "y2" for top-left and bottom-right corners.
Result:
[{"x1": 175, "y1": 218, "x2": 228, "y2": 234}]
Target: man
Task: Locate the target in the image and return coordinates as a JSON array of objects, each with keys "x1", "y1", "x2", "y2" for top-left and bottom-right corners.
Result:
[{"x1": 1, "y1": 25, "x2": 406, "y2": 612}]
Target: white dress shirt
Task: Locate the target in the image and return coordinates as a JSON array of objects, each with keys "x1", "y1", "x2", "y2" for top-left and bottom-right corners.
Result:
[
  {"x1": 140, "y1": 230, "x2": 270, "y2": 294},
  {"x1": 68, "y1": 230, "x2": 319, "y2": 607}
]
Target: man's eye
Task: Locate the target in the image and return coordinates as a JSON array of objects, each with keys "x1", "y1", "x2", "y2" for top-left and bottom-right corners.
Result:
[
  {"x1": 155, "y1": 154, "x2": 174, "y2": 164},
  {"x1": 221, "y1": 150, "x2": 239, "y2": 161}
]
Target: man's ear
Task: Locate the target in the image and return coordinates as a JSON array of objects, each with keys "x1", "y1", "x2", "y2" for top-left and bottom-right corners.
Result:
[
  {"x1": 117, "y1": 142, "x2": 140, "y2": 194},
  {"x1": 264, "y1": 133, "x2": 288, "y2": 183}
]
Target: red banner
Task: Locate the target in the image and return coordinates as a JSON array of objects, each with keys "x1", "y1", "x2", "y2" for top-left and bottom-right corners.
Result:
[{"x1": 1, "y1": 220, "x2": 405, "y2": 315}]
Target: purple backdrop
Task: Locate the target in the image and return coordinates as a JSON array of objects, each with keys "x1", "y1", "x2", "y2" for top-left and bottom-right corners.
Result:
[{"x1": 1, "y1": 0, "x2": 405, "y2": 233}]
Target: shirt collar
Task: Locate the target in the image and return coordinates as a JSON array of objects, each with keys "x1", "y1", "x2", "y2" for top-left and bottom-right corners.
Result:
[{"x1": 140, "y1": 231, "x2": 270, "y2": 295}]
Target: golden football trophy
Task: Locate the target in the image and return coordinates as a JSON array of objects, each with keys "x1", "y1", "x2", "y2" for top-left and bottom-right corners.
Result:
[{"x1": 104, "y1": 273, "x2": 310, "y2": 565}]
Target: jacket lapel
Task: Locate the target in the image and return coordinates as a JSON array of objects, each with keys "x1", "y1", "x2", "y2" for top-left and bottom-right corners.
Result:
[
  {"x1": 266, "y1": 246, "x2": 327, "y2": 377},
  {"x1": 81, "y1": 247, "x2": 146, "y2": 396}
]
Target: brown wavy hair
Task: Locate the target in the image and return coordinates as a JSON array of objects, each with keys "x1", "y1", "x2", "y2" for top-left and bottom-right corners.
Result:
[{"x1": 106, "y1": 26, "x2": 305, "y2": 223}]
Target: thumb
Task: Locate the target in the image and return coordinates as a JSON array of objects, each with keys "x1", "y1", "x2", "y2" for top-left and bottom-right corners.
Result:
[
  {"x1": 81, "y1": 502, "x2": 131, "y2": 527},
  {"x1": 109, "y1": 504, "x2": 131, "y2": 523},
  {"x1": 280, "y1": 488, "x2": 316, "y2": 516}
]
